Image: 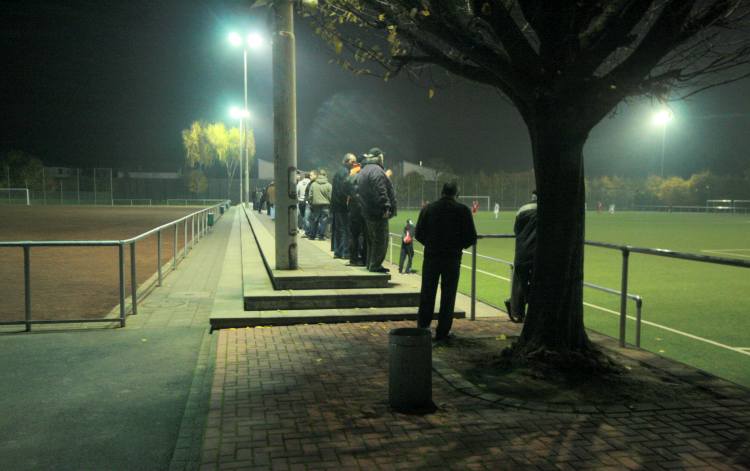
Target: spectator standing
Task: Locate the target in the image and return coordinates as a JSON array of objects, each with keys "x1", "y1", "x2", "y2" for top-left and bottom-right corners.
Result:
[
  {"x1": 266, "y1": 182, "x2": 276, "y2": 217},
  {"x1": 257, "y1": 187, "x2": 267, "y2": 213},
  {"x1": 357, "y1": 148, "x2": 396, "y2": 273},
  {"x1": 504, "y1": 191, "x2": 537, "y2": 323},
  {"x1": 345, "y1": 157, "x2": 366, "y2": 266},
  {"x1": 415, "y1": 182, "x2": 477, "y2": 341},
  {"x1": 331, "y1": 154, "x2": 357, "y2": 259},
  {"x1": 494, "y1": 202, "x2": 500, "y2": 219},
  {"x1": 296, "y1": 172, "x2": 311, "y2": 229},
  {"x1": 307, "y1": 169, "x2": 332, "y2": 240},
  {"x1": 302, "y1": 170, "x2": 317, "y2": 236},
  {"x1": 399, "y1": 218, "x2": 415, "y2": 274}
]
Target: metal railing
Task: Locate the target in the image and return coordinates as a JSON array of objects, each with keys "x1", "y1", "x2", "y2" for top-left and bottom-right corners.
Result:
[
  {"x1": 166, "y1": 198, "x2": 227, "y2": 206},
  {"x1": 0, "y1": 200, "x2": 230, "y2": 331},
  {"x1": 389, "y1": 232, "x2": 750, "y2": 349}
]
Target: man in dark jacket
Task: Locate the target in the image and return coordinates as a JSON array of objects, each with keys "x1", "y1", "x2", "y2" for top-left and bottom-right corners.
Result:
[
  {"x1": 345, "y1": 158, "x2": 366, "y2": 266},
  {"x1": 415, "y1": 181, "x2": 477, "y2": 341},
  {"x1": 357, "y1": 148, "x2": 396, "y2": 273},
  {"x1": 505, "y1": 191, "x2": 537, "y2": 323},
  {"x1": 331, "y1": 153, "x2": 357, "y2": 259}
]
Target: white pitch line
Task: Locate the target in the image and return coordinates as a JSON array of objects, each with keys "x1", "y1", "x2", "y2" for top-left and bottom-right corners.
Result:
[
  {"x1": 422, "y1": 245, "x2": 749, "y2": 357},
  {"x1": 583, "y1": 301, "x2": 750, "y2": 357}
]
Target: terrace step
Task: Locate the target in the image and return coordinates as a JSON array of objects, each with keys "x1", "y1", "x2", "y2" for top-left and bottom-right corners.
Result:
[
  {"x1": 244, "y1": 208, "x2": 390, "y2": 290},
  {"x1": 211, "y1": 307, "x2": 465, "y2": 330},
  {"x1": 240, "y1": 208, "x2": 423, "y2": 311}
]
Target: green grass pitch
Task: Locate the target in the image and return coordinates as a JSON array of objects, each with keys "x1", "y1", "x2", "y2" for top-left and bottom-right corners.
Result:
[{"x1": 390, "y1": 210, "x2": 750, "y2": 387}]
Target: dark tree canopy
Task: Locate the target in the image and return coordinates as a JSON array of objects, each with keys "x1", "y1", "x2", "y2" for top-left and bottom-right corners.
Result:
[
  {"x1": 312, "y1": 1, "x2": 750, "y2": 120},
  {"x1": 303, "y1": 0, "x2": 750, "y2": 360}
]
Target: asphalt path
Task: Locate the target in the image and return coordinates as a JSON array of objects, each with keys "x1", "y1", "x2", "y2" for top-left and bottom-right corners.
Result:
[{"x1": 0, "y1": 326, "x2": 207, "y2": 470}]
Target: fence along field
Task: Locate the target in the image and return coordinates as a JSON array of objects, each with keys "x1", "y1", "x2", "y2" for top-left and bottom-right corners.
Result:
[
  {"x1": 389, "y1": 210, "x2": 750, "y2": 388},
  {"x1": 0, "y1": 205, "x2": 209, "y2": 325}
]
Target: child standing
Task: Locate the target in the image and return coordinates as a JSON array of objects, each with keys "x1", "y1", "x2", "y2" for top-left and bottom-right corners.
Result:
[{"x1": 399, "y1": 218, "x2": 415, "y2": 274}]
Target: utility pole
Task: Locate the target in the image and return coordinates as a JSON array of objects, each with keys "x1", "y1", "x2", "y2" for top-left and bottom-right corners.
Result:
[
  {"x1": 243, "y1": 48, "x2": 250, "y2": 207},
  {"x1": 272, "y1": 0, "x2": 298, "y2": 269}
]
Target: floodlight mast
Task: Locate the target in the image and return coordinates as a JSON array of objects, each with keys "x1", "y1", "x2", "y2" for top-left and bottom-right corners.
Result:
[{"x1": 229, "y1": 31, "x2": 266, "y2": 206}]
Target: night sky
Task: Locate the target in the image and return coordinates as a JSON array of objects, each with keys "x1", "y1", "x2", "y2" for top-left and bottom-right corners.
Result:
[{"x1": 2, "y1": 0, "x2": 750, "y2": 177}]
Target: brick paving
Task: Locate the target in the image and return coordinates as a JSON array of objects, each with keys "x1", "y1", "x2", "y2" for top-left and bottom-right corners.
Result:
[{"x1": 200, "y1": 319, "x2": 750, "y2": 470}]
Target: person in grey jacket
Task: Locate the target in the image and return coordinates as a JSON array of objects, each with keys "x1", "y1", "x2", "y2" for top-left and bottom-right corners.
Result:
[
  {"x1": 356, "y1": 148, "x2": 396, "y2": 272},
  {"x1": 307, "y1": 169, "x2": 332, "y2": 240}
]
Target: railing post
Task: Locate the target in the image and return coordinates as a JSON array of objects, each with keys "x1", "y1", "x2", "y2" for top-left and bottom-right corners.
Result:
[
  {"x1": 635, "y1": 298, "x2": 643, "y2": 348},
  {"x1": 470, "y1": 242, "x2": 477, "y2": 321},
  {"x1": 619, "y1": 247, "x2": 630, "y2": 347},
  {"x1": 183, "y1": 220, "x2": 188, "y2": 258},
  {"x1": 130, "y1": 242, "x2": 138, "y2": 315},
  {"x1": 173, "y1": 223, "x2": 178, "y2": 270},
  {"x1": 389, "y1": 234, "x2": 393, "y2": 265},
  {"x1": 118, "y1": 243, "x2": 126, "y2": 327},
  {"x1": 191, "y1": 215, "x2": 195, "y2": 249},
  {"x1": 157, "y1": 230, "x2": 162, "y2": 287},
  {"x1": 23, "y1": 246, "x2": 31, "y2": 332}
]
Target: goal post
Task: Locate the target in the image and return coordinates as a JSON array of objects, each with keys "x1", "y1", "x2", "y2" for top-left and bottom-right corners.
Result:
[
  {"x1": 0, "y1": 188, "x2": 30, "y2": 205},
  {"x1": 457, "y1": 195, "x2": 491, "y2": 211}
]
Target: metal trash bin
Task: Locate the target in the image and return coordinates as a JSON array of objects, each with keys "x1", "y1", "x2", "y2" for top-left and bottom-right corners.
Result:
[
  {"x1": 388, "y1": 328, "x2": 433, "y2": 412},
  {"x1": 207, "y1": 212, "x2": 215, "y2": 227},
  {"x1": 219, "y1": 205, "x2": 225, "y2": 215}
]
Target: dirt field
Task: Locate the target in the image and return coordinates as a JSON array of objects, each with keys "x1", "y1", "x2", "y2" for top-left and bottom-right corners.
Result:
[{"x1": 0, "y1": 205, "x2": 211, "y2": 322}]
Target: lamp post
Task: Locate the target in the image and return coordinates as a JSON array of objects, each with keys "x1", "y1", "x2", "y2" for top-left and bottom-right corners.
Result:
[
  {"x1": 652, "y1": 109, "x2": 673, "y2": 178},
  {"x1": 230, "y1": 106, "x2": 250, "y2": 204},
  {"x1": 229, "y1": 31, "x2": 265, "y2": 205}
]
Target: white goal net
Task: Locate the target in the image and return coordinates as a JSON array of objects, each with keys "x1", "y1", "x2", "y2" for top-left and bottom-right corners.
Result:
[
  {"x1": 457, "y1": 195, "x2": 491, "y2": 212},
  {"x1": 0, "y1": 188, "x2": 30, "y2": 205}
]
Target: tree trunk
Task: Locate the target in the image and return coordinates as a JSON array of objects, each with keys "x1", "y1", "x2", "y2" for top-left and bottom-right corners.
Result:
[{"x1": 516, "y1": 111, "x2": 591, "y2": 357}]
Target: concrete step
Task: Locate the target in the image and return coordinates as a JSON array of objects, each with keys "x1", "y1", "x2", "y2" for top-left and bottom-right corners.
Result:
[
  {"x1": 211, "y1": 307, "x2": 465, "y2": 330},
  {"x1": 244, "y1": 287, "x2": 421, "y2": 311},
  {"x1": 270, "y1": 270, "x2": 390, "y2": 290}
]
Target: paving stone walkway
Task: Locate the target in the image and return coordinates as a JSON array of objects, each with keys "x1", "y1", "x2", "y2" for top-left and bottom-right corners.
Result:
[{"x1": 200, "y1": 319, "x2": 750, "y2": 470}]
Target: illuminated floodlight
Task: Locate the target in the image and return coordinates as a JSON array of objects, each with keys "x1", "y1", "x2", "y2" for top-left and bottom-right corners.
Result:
[
  {"x1": 652, "y1": 109, "x2": 673, "y2": 126},
  {"x1": 228, "y1": 32, "x2": 243, "y2": 47},
  {"x1": 229, "y1": 106, "x2": 250, "y2": 119},
  {"x1": 247, "y1": 32, "x2": 265, "y2": 49}
]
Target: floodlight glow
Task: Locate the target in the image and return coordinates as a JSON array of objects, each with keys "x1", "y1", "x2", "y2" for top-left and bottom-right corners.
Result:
[
  {"x1": 228, "y1": 32, "x2": 242, "y2": 47},
  {"x1": 229, "y1": 106, "x2": 250, "y2": 119},
  {"x1": 652, "y1": 109, "x2": 673, "y2": 126},
  {"x1": 247, "y1": 33, "x2": 264, "y2": 49}
]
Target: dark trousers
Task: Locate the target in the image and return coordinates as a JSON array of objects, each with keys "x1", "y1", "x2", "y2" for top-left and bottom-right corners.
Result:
[
  {"x1": 308, "y1": 206, "x2": 330, "y2": 240},
  {"x1": 349, "y1": 210, "x2": 366, "y2": 264},
  {"x1": 417, "y1": 254, "x2": 461, "y2": 339},
  {"x1": 333, "y1": 211, "x2": 350, "y2": 258},
  {"x1": 365, "y1": 218, "x2": 389, "y2": 271},
  {"x1": 297, "y1": 202, "x2": 307, "y2": 229},
  {"x1": 399, "y1": 244, "x2": 413, "y2": 273},
  {"x1": 508, "y1": 263, "x2": 532, "y2": 319}
]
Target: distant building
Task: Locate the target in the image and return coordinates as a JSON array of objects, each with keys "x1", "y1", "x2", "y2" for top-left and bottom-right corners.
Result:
[{"x1": 396, "y1": 161, "x2": 438, "y2": 180}]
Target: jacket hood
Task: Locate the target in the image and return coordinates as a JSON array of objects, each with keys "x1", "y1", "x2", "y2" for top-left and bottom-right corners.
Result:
[{"x1": 315, "y1": 175, "x2": 329, "y2": 184}]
